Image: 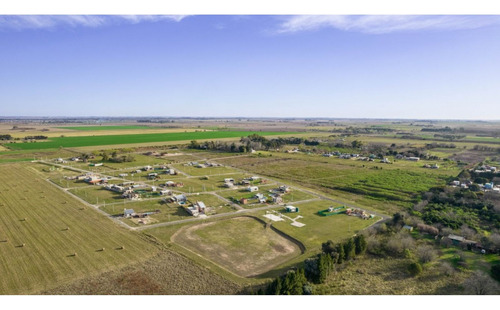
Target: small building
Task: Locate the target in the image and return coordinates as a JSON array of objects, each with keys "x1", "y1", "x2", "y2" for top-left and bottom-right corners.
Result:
[
  {"x1": 173, "y1": 194, "x2": 187, "y2": 203},
  {"x1": 285, "y1": 205, "x2": 298, "y2": 213},
  {"x1": 407, "y1": 157, "x2": 420, "y2": 161},
  {"x1": 247, "y1": 186, "x2": 259, "y2": 192},
  {"x1": 143, "y1": 165, "x2": 153, "y2": 171},
  {"x1": 124, "y1": 208, "x2": 135, "y2": 218},
  {"x1": 159, "y1": 189, "x2": 172, "y2": 196},
  {"x1": 118, "y1": 173, "x2": 128, "y2": 177},
  {"x1": 240, "y1": 198, "x2": 248, "y2": 204},
  {"x1": 484, "y1": 183, "x2": 494, "y2": 190},
  {"x1": 249, "y1": 176, "x2": 260, "y2": 181},
  {"x1": 194, "y1": 201, "x2": 207, "y2": 212},
  {"x1": 272, "y1": 195, "x2": 283, "y2": 204},
  {"x1": 186, "y1": 206, "x2": 199, "y2": 216},
  {"x1": 148, "y1": 173, "x2": 158, "y2": 179},
  {"x1": 402, "y1": 225, "x2": 414, "y2": 231},
  {"x1": 431, "y1": 164, "x2": 439, "y2": 169},
  {"x1": 254, "y1": 193, "x2": 264, "y2": 200},
  {"x1": 447, "y1": 234, "x2": 465, "y2": 245},
  {"x1": 84, "y1": 175, "x2": 102, "y2": 184},
  {"x1": 278, "y1": 185, "x2": 291, "y2": 193},
  {"x1": 240, "y1": 180, "x2": 250, "y2": 185},
  {"x1": 451, "y1": 180, "x2": 460, "y2": 186},
  {"x1": 224, "y1": 178, "x2": 235, "y2": 183}
]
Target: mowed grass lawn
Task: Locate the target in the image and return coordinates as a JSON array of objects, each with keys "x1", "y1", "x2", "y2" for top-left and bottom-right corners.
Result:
[
  {"x1": 171, "y1": 216, "x2": 302, "y2": 277},
  {"x1": 0, "y1": 163, "x2": 157, "y2": 294},
  {"x1": 6, "y1": 131, "x2": 296, "y2": 150},
  {"x1": 262, "y1": 199, "x2": 379, "y2": 251}
]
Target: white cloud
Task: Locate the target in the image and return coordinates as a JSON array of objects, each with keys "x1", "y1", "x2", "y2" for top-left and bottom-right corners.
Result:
[
  {"x1": 0, "y1": 15, "x2": 188, "y2": 30},
  {"x1": 276, "y1": 15, "x2": 500, "y2": 34}
]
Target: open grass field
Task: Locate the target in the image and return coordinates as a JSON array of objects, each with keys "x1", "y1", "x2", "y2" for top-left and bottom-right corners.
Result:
[
  {"x1": 313, "y1": 254, "x2": 470, "y2": 295},
  {"x1": 0, "y1": 163, "x2": 158, "y2": 294},
  {"x1": 42, "y1": 250, "x2": 242, "y2": 295},
  {"x1": 5, "y1": 131, "x2": 297, "y2": 151},
  {"x1": 171, "y1": 216, "x2": 302, "y2": 277},
  {"x1": 217, "y1": 152, "x2": 461, "y2": 214},
  {"x1": 262, "y1": 200, "x2": 379, "y2": 251},
  {"x1": 57, "y1": 125, "x2": 155, "y2": 131},
  {"x1": 68, "y1": 186, "x2": 123, "y2": 205}
]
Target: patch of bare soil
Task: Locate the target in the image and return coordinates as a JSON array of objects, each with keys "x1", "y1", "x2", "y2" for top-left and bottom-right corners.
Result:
[{"x1": 172, "y1": 217, "x2": 301, "y2": 277}]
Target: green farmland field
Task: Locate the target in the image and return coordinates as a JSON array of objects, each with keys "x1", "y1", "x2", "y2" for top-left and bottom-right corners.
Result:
[{"x1": 5, "y1": 131, "x2": 296, "y2": 151}]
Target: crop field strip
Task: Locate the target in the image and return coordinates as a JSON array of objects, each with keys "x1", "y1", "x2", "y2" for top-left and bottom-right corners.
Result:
[
  {"x1": 5, "y1": 130, "x2": 298, "y2": 150},
  {"x1": 0, "y1": 163, "x2": 158, "y2": 294}
]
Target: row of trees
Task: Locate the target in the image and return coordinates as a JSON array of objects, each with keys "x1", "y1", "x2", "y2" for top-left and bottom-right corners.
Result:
[
  {"x1": 259, "y1": 235, "x2": 367, "y2": 295},
  {"x1": 23, "y1": 135, "x2": 48, "y2": 140},
  {"x1": 188, "y1": 135, "x2": 321, "y2": 153},
  {"x1": 100, "y1": 150, "x2": 135, "y2": 163}
]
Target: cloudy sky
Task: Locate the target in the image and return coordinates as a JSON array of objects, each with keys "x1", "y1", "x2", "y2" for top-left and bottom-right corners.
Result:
[{"x1": 1, "y1": 15, "x2": 499, "y2": 119}]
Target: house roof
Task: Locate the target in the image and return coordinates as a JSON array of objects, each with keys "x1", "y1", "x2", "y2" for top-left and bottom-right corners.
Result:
[
  {"x1": 124, "y1": 209, "x2": 135, "y2": 214},
  {"x1": 448, "y1": 234, "x2": 465, "y2": 242}
]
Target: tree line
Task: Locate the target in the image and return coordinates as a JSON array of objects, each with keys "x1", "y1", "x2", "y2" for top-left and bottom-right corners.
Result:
[{"x1": 258, "y1": 235, "x2": 367, "y2": 295}]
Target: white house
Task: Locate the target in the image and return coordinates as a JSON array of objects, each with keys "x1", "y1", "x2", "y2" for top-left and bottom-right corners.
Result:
[{"x1": 247, "y1": 186, "x2": 259, "y2": 192}]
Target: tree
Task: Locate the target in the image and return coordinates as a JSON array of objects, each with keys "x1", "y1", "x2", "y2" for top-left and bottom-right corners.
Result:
[
  {"x1": 491, "y1": 265, "x2": 500, "y2": 282},
  {"x1": 189, "y1": 140, "x2": 200, "y2": 149},
  {"x1": 344, "y1": 238, "x2": 356, "y2": 260},
  {"x1": 336, "y1": 243, "x2": 345, "y2": 264},
  {"x1": 408, "y1": 262, "x2": 423, "y2": 276},
  {"x1": 464, "y1": 271, "x2": 500, "y2": 295},
  {"x1": 321, "y1": 240, "x2": 336, "y2": 256},
  {"x1": 416, "y1": 245, "x2": 437, "y2": 263},
  {"x1": 304, "y1": 257, "x2": 319, "y2": 283},
  {"x1": 351, "y1": 140, "x2": 363, "y2": 149},
  {"x1": 469, "y1": 184, "x2": 481, "y2": 192},
  {"x1": 318, "y1": 253, "x2": 334, "y2": 283},
  {"x1": 354, "y1": 235, "x2": 367, "y2": 255}
]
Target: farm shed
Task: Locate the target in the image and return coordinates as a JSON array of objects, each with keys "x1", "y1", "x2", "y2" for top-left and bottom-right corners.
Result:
[
  {"x1": 285, "y1": 206, "x2": 298, "y2": 213},
  {"x1": 247, "y1": 186, "x2": 259, "y2": 192}
]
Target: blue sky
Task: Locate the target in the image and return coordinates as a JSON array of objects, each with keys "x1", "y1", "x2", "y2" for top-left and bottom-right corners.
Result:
[{"x1": 1, "y1": 15, "x2": 500, "y2": 119}]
